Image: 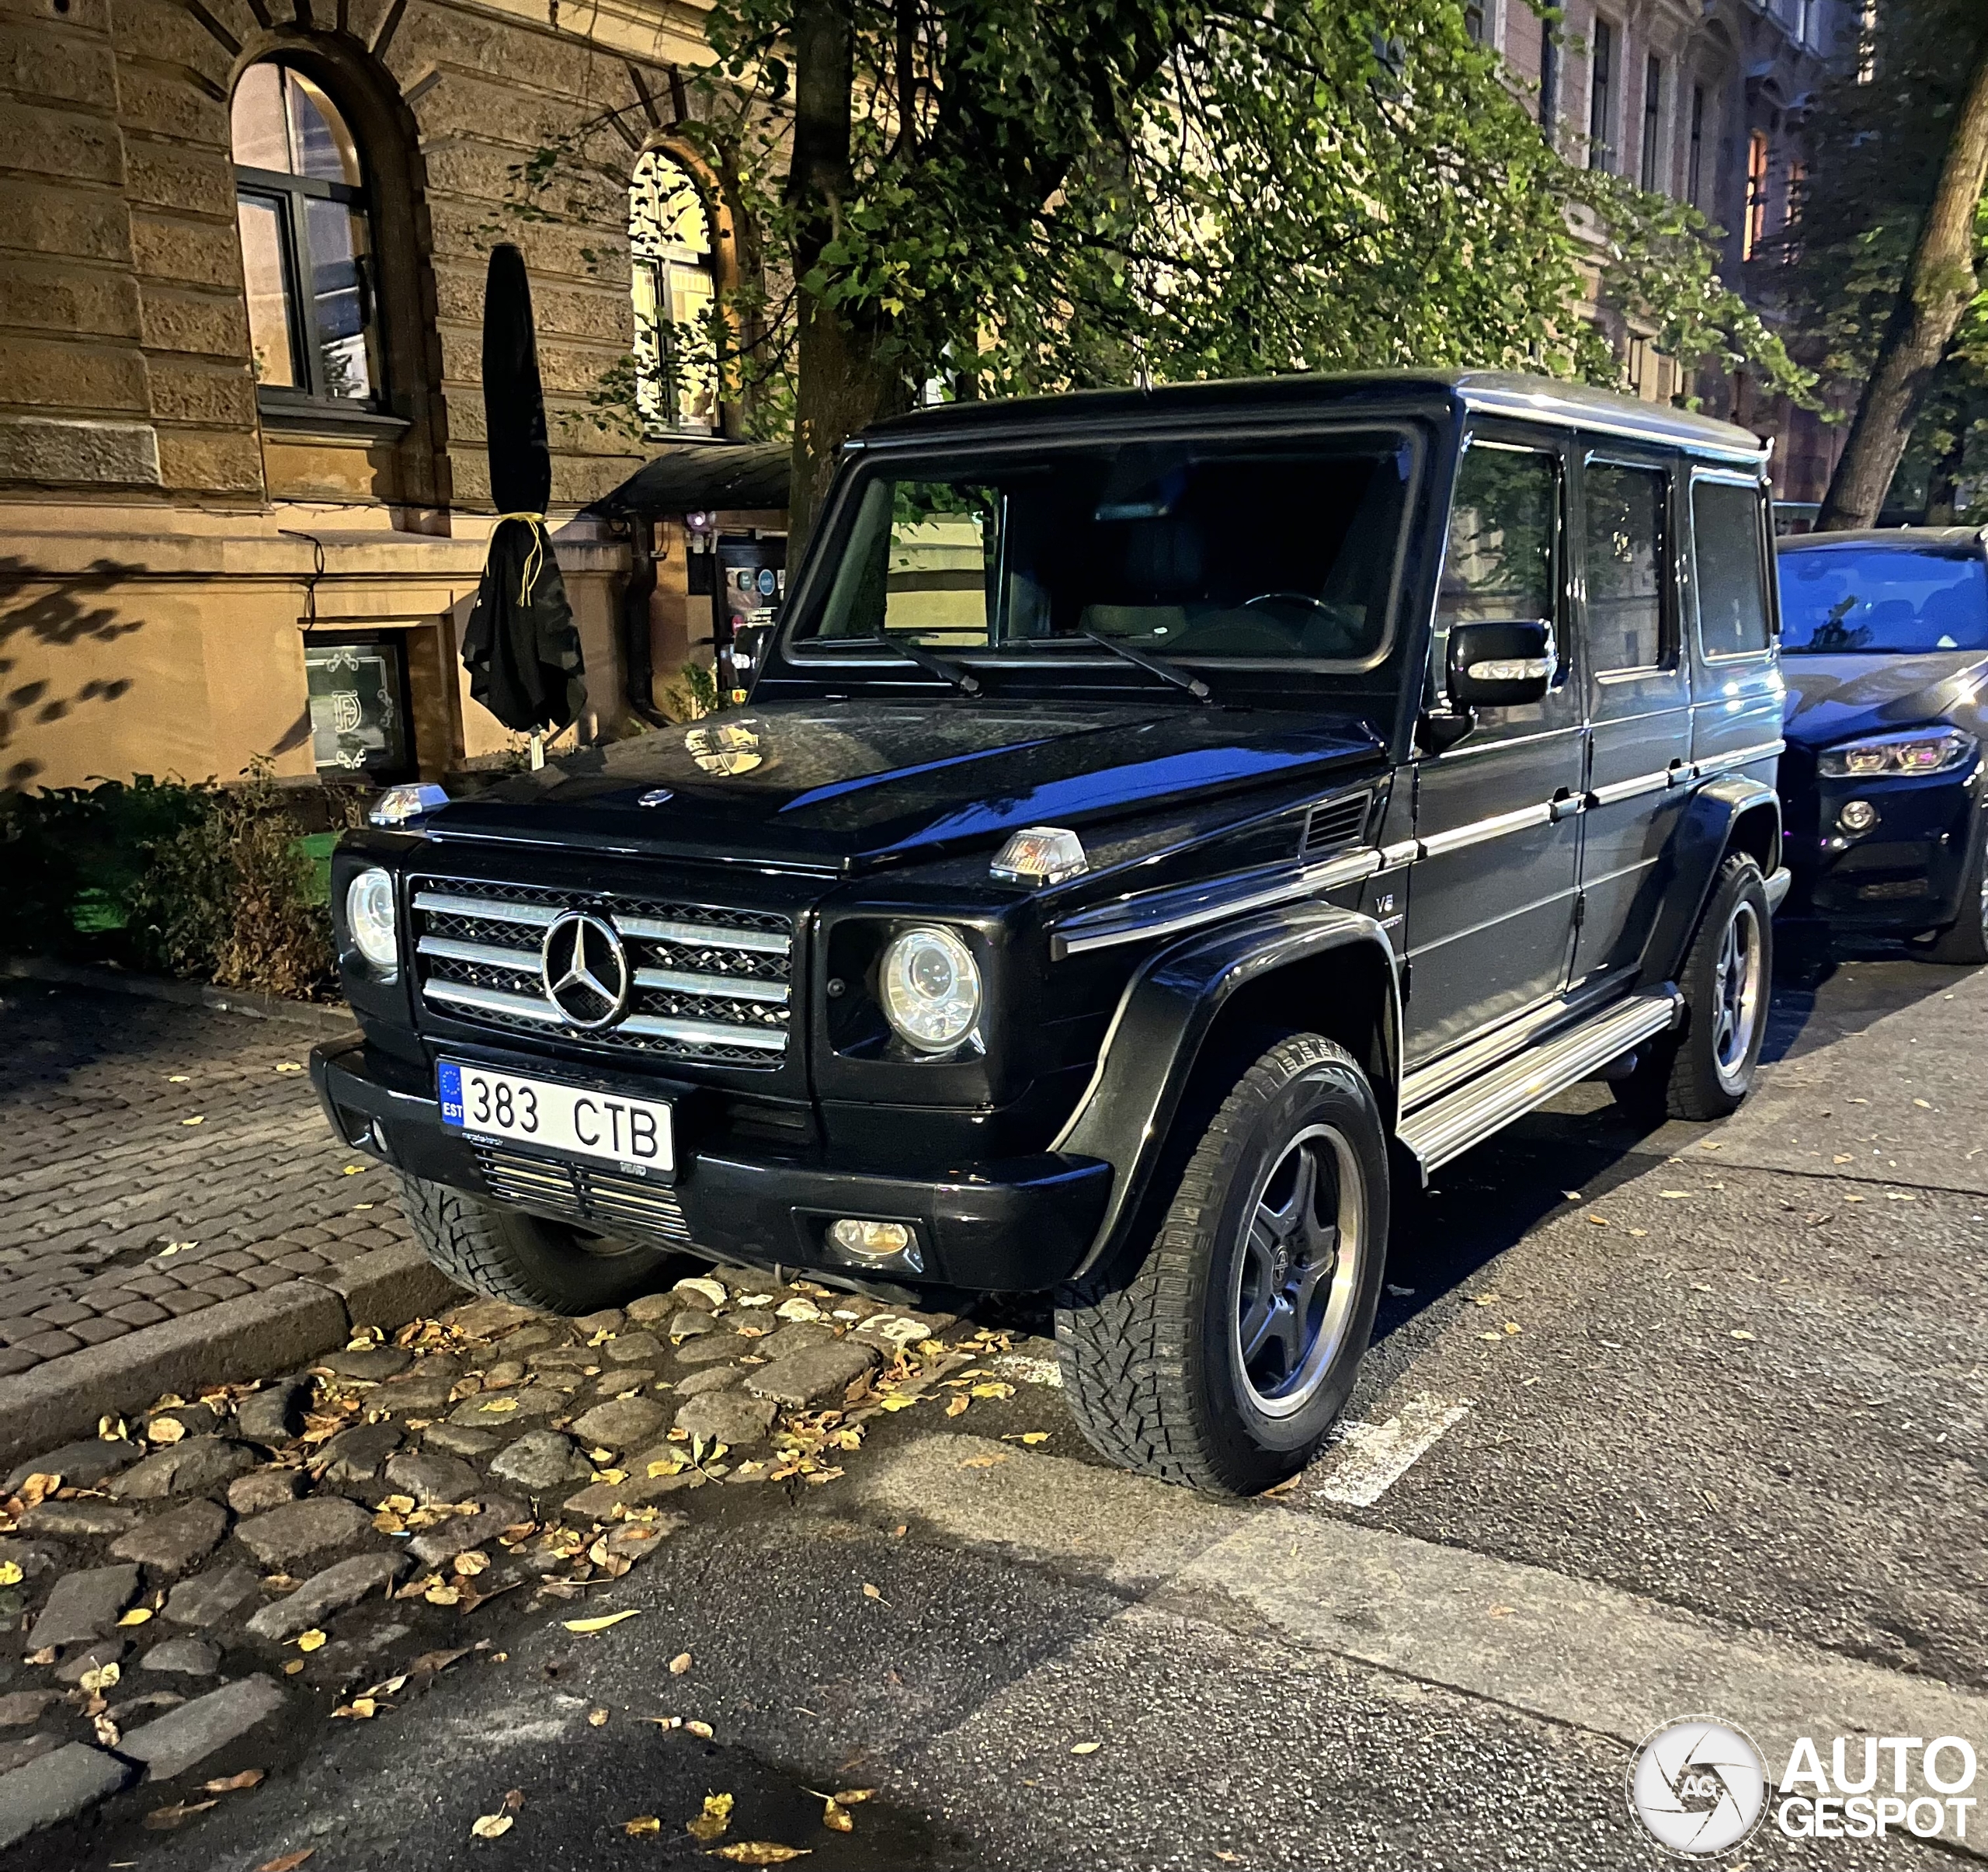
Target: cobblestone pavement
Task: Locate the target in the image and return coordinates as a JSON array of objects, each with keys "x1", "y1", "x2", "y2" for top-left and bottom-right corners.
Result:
[{"x1": 0, "y1": 982, "x2": 406, "y2": 1376}]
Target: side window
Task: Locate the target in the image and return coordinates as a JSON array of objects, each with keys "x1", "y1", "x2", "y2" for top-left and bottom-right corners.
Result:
[
  {"x1": 1434, "y1": 443, "x2": 1560, "y2": 709},
  {"x1": 814, "y1": 478, "x2": 999, "y2": 647},
  {"x1": 1584, "y1": 461, "x2": 1668, "y2": 673},
  {"x1": 1692, "y1": 478, "x2": 1771, "y2": 657}
]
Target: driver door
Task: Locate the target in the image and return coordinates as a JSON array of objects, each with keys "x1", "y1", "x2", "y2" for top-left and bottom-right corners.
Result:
[{"x1": 1404, "y1": 433, "x2": 1586, "y2": 1063}]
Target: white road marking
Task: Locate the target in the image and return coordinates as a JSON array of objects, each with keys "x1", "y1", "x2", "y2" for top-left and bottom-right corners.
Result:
[
  {"x1": 994, "y1": 1353, "x2": 1062, "y2": 1387},
  {"x1": 1313, "y1": 1395, "x2": 1471, "y2": 1508}
]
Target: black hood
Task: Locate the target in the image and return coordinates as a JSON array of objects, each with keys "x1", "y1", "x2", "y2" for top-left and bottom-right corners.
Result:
[
  {"x1": 1781, "y1": 651, "x2": 1988, "y2": 750},
  {"x1": 427, "y1": 701, "x2": 1385, "y2": 872}
]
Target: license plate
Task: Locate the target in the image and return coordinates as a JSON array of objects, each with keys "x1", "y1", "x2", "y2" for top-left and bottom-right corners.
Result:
[{"x1": 438, "y1": 1061, "x2": 673, "y2": 1174}]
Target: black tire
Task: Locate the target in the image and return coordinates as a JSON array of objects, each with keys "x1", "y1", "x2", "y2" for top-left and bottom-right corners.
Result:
[
  {"x1": 1926, "y1": 811, "x2": 1988, "y2": 965},
  {"x1": 1054, "y1": 1033, "x2": 1388, "y2": 1497},
  {"x1": 1613, "y1": 854, "x2": 1771, "y2": 1124},
  {"x1": 394, "y1": 1171, "x2": 678, "y2": 1314}
]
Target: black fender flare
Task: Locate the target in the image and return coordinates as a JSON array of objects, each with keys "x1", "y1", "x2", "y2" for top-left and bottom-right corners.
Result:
[
  {"x1": 1641, "y1": 774, "x2": 1782, "y2": 984},
  {"x1": 1051, "y1": 902, "x2": 1401, "y2": 1282}
]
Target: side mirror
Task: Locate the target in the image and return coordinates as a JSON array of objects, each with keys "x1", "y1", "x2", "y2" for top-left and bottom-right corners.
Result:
[{"x1": 1447, "y1": 619, "x2": 1555, "y2": 709}]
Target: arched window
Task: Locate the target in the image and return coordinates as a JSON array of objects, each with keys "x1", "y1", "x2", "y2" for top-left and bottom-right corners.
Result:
[
  {"x1": 630, "y1": 151, "x2": 718, "y2": 435},
  {"x1": 232, "y1": 62, "x2": 384, "y2": 410}
]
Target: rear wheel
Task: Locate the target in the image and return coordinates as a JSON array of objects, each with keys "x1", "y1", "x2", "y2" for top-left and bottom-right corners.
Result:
[
  {"x1": 1055, "y1": 1033, "x2": 1388, "y2": 1496},
  {"x1": 1614, "y1": 854, "x2": 1771, "y2": 1123},
  {"x1": 1927, "y1": 809, "x2": 1988, "y2": 965},
  {"x1": 395, "y1": 1171, "x2": 678, "y2": 1314}
]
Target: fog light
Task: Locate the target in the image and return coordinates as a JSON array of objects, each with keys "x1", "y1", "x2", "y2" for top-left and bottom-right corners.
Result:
[
  {"x1": 1838, "y1": 799, "x2": 1879, "y2": 834},
  {"x1": 829, "y1": 1218, "x2": 916, "y2": 1262}
]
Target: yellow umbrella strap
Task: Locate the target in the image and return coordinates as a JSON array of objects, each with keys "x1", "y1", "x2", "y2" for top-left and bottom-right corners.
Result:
[{"x1": 495, "y1": 511, "x2": 547, "y2": 605}]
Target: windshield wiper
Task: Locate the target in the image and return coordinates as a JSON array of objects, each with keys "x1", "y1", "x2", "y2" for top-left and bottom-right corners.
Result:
[
  {"x1": 1079, "y1": 630, "x2": 1212, "y2": 704},
  {"x1": 871, "y1": 635, "x2": 982, "y2": 697}
]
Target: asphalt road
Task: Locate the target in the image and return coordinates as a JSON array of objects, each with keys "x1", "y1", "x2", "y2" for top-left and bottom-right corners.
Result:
[{"x1": 52, "y1": 940, "x2": 1988, "y2": 1872}]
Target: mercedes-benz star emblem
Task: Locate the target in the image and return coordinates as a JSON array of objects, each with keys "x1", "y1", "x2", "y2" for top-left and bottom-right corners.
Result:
[{"x1": 540, "y1": 913, "x2": 630, "y2": 1030}]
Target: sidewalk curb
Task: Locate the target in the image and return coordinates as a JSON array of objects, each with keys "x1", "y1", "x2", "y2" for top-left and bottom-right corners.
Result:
[
  {"x1": 0, "y1": 953, "x2": 356, "y2": 1036},
  {"x1": 0, "y1": 1245, "x2": 465, "y2": 1467}
]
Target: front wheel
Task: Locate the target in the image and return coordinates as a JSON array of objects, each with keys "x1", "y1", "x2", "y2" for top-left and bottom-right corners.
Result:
[
  {"x1": 1055, "y1": 1033, "x2": 1388, "y2": 1497},
  {"x1": 394, "y1": 1172, "x2": 679, "y2": 1314},
  {"x1": 1614, "y1": 854, "x2": 1771, "y2": 1123}
]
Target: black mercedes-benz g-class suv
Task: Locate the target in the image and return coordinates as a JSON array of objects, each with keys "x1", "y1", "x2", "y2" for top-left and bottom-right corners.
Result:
[{"x1": 312, "y1": 370, "x2": 1790, "y2": 1495}]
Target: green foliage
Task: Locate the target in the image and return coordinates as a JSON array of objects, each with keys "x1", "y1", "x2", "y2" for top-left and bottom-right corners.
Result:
[
  {"x1": 658, "y1": 659, "x2": 720, "y2": 722},
  {"x1": 685, "y1": 0, "x2": 1811, "y2": 424},
  {"x1": 0, "y1": 766, "x2": 357, "y2": 1000}
]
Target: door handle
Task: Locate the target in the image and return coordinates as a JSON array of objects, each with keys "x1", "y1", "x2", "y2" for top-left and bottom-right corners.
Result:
[{"x1": 1549, "y1": 788, "x2": 1584, "y2": 822}]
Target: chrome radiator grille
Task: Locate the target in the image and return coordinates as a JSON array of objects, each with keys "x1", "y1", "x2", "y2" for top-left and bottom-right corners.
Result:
[
  {"x1": 411, "y1": 875, "x2": 794, "y2": 1069},
  {"x1": 474, "y1": 1143, "x2": 693, "y2": 1244}
]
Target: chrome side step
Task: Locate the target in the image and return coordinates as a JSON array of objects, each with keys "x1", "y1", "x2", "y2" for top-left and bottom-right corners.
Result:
[{"x1": 1397, "y1": 986, "x2": 1682, "y2": 1174}]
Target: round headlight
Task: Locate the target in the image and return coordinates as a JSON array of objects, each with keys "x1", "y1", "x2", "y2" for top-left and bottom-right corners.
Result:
[
  {"x1": 879, "y1": 926, "x2": 982, "y2": 1054},
  {"x1": 345, "y1": 868, "x2": 398, "y2": 975}
]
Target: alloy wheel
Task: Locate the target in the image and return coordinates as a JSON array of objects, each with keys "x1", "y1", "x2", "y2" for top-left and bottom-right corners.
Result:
[
  {"x1": 1230, "y1": 1123, "x2": 1366, "y2": 1418},
  {"x1": 1712, "y1": 899, "x2": 1764, "y2": 1094}
]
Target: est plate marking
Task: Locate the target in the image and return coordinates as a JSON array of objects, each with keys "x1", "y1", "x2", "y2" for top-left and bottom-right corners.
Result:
[{"x1": 437, "y1": 1060, "x2": 674, "y2": 1174}]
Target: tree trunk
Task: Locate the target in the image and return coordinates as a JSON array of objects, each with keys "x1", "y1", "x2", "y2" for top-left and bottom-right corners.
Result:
[
  {"x1": 1818, "y1": 40, "x2": 1988, "y2": 531},
  {"x1": 785, "y1": 0, "x2": 904, "y2": 553}
]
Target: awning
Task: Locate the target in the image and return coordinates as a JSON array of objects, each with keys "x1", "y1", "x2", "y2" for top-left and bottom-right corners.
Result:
[{"x1": 589, "y1": 440, "x2": 791, "y2": 517}]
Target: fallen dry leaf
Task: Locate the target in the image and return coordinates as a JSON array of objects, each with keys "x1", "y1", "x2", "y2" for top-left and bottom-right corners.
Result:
[
  {"x1": 685, "y1": 1719, "x2": 715, "y2": 1739},
  {"x1": 256, "y1": 1854, "x2": 315, "y2": 1872},
  {"x1": 78, "y1": 1662, "x2": 120, "y2": 1694},
  {"x1": 958, "y1": 1453, "x2": 1006, "y2": 1470},
  {"x1": 425, "y1": 1583, "x2": 462, "y2": 1607},
  {"x1": 624, "y1": 1816, "x2": 662, "y2": 1836},
  {"x1": 588, "y1": 1707, "x2": 610, "y2": 1728},
  {"x1": 411, "y1": 1648, "x2": 471, "y2": 1675},
  {"x1": 709, "y1": 1846, "x2": 812, "y2": 1865},
  {"x1": 145, "y1": 1799, "x2": 219, "y2": 1829},
  {"x1": 687, "y1": 1792, "x2": 735, "y2": 1841},
  {"x1": 453, "y1": 1550, "x2": 490, "y2": 1577},
  {"x1": 669, "y1": 1651, "x2": 693, "y2": 1675},
  {"x1": 469, "y1": 1813, "x2": 513, "y2": 1839},
  {"x1": 944, "y1": 1396, "x2": 969, "y2": 1418},
  {"x1": 861, "y1": 1583, "x2": 883, "y2": 1602},
  {"x1": 821, "y1": 1801, "x2": 853, "y2": 1834},
  {"x1": 564, "y1": 1610, "x2": 641, "y2": 1634},
  {"x1": 331, "y1": 1696, "x2": 377, "y2": 1719},
  {"x1": 203, "y1": 1769, "x2": 266, "y2": 1794},
  {"x1": 295, "y1": 1630, "x2": 327, "y2": 1652},
  {"x1": 1070, "y1": 1741, "x2": 1103, "y2": 1755}
]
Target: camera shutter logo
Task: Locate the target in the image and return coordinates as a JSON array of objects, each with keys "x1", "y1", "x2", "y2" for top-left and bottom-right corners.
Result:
[
  {"x1": 1628, "y1": 1717, "x2": 1768, "y2": 1856},
  {"x1": 540, "y1": 913, "x2": 630, "y2": 1030}
]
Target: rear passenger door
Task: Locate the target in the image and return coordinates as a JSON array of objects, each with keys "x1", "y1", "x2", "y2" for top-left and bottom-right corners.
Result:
[
  {"x1": 1573, "y1": 451, "x2": 1693, "y2": 982},
  {"x1": 1406, "y1": 432, "x2": 1585, "y2": 1062},
  {"x1": 1687, "y1": 471, "x2": 1784, "y2": 780}
]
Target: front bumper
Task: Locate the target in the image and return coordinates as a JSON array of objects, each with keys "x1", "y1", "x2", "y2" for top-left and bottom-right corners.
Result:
[
  {"x1": 1780, "y1": 759, "x2": 1980, "y2": 931},
  {"x1": 310, "y1": 1035, "x2": 1112, "y2": 1294}
]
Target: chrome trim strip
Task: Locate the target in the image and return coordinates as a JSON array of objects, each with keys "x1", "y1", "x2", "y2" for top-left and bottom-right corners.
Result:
[
  {"x1": 1698, "y1": 739, "x2": 1785, "y2": 774},
  {"x1": 422, "y1": 979, "x2": 562, "y2": 1023},
  {"x1": 414, "y1": 891, "x2": 559, "y2": 929},
  {"x1": 634, "y1": 966, "x2": 790, "y2": 1005},
  {"x1": 1416, "y1": 800, "x2": 1554, "y2": 859},
  {"x1": 417, "y1": 934, "x2": 540, "y2": 973},
  {"x1": 612, "y1": 913, "x2": 791, "y2": 955},
  {"x1": 1400, "y1": 982, "x2": 1625, "y2": 1113},
  {"x1": 1399, "y1": 987, "x2": 1682, "y2": 1171},
  {"x1": 1587, "y1": 769, "x2": 1673, "y2": 809},
  {"x1": 1053, "y1": 849, "x2": 1382, "y2": 958},
  {"x1": 619, "y1": 1011, "x2": 788, "y2": 1051},
  {"x1": 1380, "y1": 838, "x2": 1420, "y2": 868}
]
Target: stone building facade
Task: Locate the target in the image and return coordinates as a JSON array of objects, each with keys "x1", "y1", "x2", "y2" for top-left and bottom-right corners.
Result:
[
  {"x1": 1482, "y1": 0, "x2": 1854, "y2": 508},
  {"x1": 1, "y1": 0, "x2": 742, "y2": 793}
]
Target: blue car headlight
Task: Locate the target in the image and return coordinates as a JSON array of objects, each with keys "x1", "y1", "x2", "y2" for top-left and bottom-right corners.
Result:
[{"x1": 1817, "y1": 726, "x2": 1977, "y2": 779}]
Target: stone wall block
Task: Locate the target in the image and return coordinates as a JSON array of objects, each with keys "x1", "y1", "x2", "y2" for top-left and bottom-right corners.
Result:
[
  {"x1": 123, "y1": 138, "x2": 233, "y2": 217},
  {"x1": 154, "y1": 426, "x2": 262, "y2": 494},
  {"x1": 137, "y1": 284, "x2": 248, "y2": 360},
  {"x1": 130, "y1": 211, "x2": 243, "y2": 291},
  {"x1": 0, "y1": 258, "x2": 142, "y2": 341},
  {"x1": 0, "y1": 335, "x2": 149, "y2": 414},
  {"x1": 0, "y1": 101, "x2": 124, "y2": 186}
]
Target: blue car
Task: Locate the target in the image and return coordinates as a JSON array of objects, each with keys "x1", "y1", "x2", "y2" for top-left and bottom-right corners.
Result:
[{"x1": 1776, "y1": 527, "x2": 1988, "y2": 962}]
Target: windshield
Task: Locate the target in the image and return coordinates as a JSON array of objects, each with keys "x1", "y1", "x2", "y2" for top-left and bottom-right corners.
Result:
[
  {"x1": 1779, "y1": 545, "x2": 1988, "y2": 653},
  {"x1": 792, "y1": 434, "x2": 1414, "y2": 666}
]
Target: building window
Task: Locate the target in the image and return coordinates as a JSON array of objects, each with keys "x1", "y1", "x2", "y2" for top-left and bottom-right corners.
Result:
[
  {"x1": 1639, "y1": 54, "x2": 1663, "y2": 191},
  {"x1": 1540, "y1": 30, "x2": 1561, "y2": 144},
  {"x1": 1687, "y1": 85, "x2": 1706, "y2": 207},
  {"x1": 304, "y1": 635, "x2": 412, "y2": 779},
  {"x1": 1588, "y1": 19, "x2": 1617, "y2": 172},
  {"x1": 231, "y1": 63, "x2": 383, "y2": 410},
  {"x1": 1743, "y1": 129, "x2": 1771, "y2": 259},
  {"x1": 631, "y1": 151, "x2": 718, "y2": 436},
  {"x1": 1464, "y1": 0, "x2": 1488, "y2": 44}
]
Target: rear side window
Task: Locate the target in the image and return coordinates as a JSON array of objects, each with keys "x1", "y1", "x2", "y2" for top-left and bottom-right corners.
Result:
[
  {"x1": 1692, "y1": 478, "x2": 1771, "y2": 657},
  {"x1": 1585, "y1": 461, "x2": 1667, "y2": 673}
]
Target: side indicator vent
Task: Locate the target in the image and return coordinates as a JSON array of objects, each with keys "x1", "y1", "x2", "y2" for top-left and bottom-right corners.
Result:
[{"x1": 1303, "y1": 793, "x2": 1372, "y2": 858}]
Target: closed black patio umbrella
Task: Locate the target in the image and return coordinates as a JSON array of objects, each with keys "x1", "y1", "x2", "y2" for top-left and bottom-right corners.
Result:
[{"x1": 460, "y1": 243, "x2": 585, "y2": 767}]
